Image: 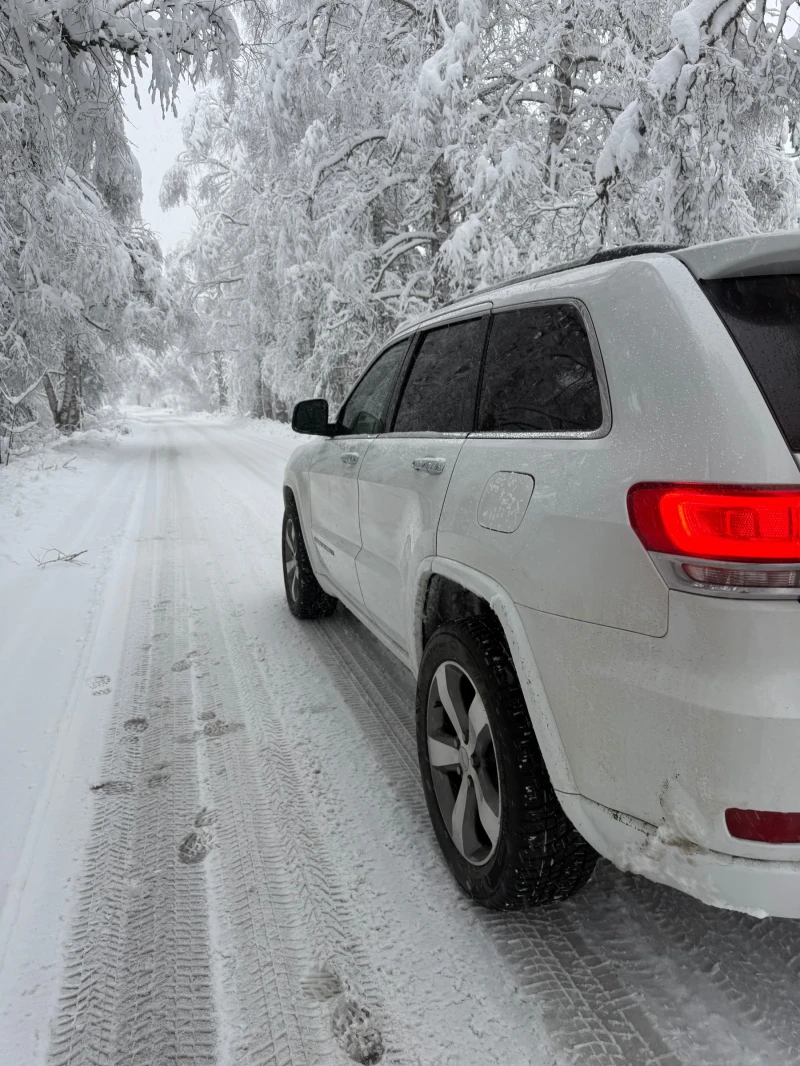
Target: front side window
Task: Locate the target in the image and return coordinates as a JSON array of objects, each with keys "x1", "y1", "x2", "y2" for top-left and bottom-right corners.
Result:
[
  {"x1": 392, "y1": 318, "x2": 487, "y2": 434},
  {"x1": 337, "y1": 340, "x2": 408, "y2": 435},
  {"x1": 478, "y1": 304, "x2": 603, "y2": 434}
]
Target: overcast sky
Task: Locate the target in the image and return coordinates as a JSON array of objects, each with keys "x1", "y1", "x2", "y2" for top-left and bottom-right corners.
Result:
[{"x1": 123, "y1": 85, "x2": 196, "y2": 253}]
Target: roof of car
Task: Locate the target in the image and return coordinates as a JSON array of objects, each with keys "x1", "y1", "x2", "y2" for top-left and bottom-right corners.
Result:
[{"x1": 389, "y1": 230, "x2": 800, "y2": 342}]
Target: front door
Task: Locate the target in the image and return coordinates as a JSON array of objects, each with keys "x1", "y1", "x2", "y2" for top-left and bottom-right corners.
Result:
[
  {"x1": 308, "y1": 339, "x2": 409, "y2": 605},
  {"x1": 357, "y1": 316, "x2": 489, "y2": 650}
]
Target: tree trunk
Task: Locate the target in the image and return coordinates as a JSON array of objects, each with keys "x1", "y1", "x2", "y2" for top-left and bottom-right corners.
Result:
[
  {"x1": 431, "y1": 155, "x2": 453, "y2": 305},
  {"x1": 253, "y1": 354, "x2": 265, "y2": 418},
  {"x1": 44, "y1": 345, "x2": 81, "y2": 432},
  {"x1": 262, "y1": 381, "x2": 275, "y2": 420},
  {"x1": 61, "y1": 343, "x2": 80, "y2": 430},
  {"x1": 43, "y1": 373, "x2": 60, "y2": 424},
  {"x1": 545, "y1": 57, "x2": 575, "y2": 193},
  {"x1": 213, "y1": 352, "x2": 228, "y2": 409}
]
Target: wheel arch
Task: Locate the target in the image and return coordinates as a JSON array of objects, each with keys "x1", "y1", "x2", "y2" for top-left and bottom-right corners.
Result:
[
  {"x1": 412, "y1": 558, "x2": 579, "y2": 795},
  {"x1": 282, "y1": 480, "x2": 330, "y2": 590}
]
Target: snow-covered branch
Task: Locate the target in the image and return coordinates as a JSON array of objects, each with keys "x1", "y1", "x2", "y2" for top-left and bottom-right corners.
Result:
[{"x1": 309, "y1": 132, "x2": 389, "y2": 194}]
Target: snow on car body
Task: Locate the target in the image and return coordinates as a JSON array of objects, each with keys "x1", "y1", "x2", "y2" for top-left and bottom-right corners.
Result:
[{"x1": 282, "y1": 233, "x2": 800, "y2": 919}]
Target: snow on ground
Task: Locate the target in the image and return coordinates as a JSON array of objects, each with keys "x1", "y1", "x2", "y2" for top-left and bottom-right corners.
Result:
[{"x1": 2, "y1": 412, "x2": 800, "y2": 1066}]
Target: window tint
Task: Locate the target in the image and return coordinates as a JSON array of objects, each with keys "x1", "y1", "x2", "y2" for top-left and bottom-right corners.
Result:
[
  {"x1": 337, "y1": 340, "x2": 408, "y2": 435},
  {"x1": 393, "y1": 318, "x2": 486, "y2": 433},
  {"x1": 702, "y1": 276, "x2": 800, "y2": 452},
  {"x1": 478, "y1": 304, "x2": 603, "y2": 433}
]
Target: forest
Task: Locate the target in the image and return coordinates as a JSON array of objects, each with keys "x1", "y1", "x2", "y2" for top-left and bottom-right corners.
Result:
[{"x1": 2, "y1": 0, "x2": 800, "y2": 443}]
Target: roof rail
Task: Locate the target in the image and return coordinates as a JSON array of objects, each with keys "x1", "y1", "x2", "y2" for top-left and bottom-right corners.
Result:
[
  {"x1": 457, "y1": 242, "x2": 686, "y2": 304},
  {"x1": 585, "y1": 242, "x2": 684, "y2": 265}
]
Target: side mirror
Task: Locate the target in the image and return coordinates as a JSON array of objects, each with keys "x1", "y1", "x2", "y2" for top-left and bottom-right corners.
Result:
[{"x1": 292, "y1": 398, "x2": 332, "y2": 436}]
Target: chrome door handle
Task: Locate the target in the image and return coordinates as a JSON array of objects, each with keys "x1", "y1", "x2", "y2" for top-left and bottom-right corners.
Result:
[
  {"x1": 340, "y1": 451, "x2": 360, "y2": 465},
  {"x1": 412, "y1": 457, "x2": 446, "y2": 475}
]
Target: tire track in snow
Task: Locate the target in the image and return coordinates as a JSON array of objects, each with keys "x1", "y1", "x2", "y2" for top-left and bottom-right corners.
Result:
[
  {"x1": 169, "y1": 431, "x2": 388, "y2": 1065},
  {"x1": 181, "y1": 435, "x2": 548, "y2": 1066},
  {"x1": 49, "y1": 438, "x2": 218, "y2": 1066}
]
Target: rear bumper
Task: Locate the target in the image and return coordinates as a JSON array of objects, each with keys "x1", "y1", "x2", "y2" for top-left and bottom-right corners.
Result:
[
  {"x1": 561, "y1": 793, "x2": 800, "y2": 919},
  {"x1": 519, "y1": 594, "x2": 800, "y2": 860}
]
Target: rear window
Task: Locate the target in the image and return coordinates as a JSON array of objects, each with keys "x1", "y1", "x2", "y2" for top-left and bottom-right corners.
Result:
[
  {"x1": 478, "y1": 304, "x2": 603, "y2": 434},
  {"x1": 702, "y1": 275, "x2": 800, "y2": 452}
]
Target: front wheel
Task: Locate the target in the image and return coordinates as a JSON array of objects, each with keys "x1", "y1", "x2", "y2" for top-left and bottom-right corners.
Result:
[
  {"x1": 416, "y1": 616, "x2": 597, "y2": 909},
  {"x1": 282, "y1": 502, "x2": 338, "y2": 619}
]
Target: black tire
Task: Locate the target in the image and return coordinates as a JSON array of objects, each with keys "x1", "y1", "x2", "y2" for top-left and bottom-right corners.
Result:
[
  {"x1": 417, "y1": 616, "x2": 597, "y2": 909},
  {"x1": 282, "y1": 500, "x2": 338, "y2": 619}
]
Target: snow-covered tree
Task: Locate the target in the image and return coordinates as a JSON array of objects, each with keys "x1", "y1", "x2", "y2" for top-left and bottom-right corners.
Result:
[
  {"x1": 163, "y1": 0, "x2": 800, "y2": 418},
  {"x1": 0, "y1": 0, "x2": 239, "y2": 433},
  {"x1": 596, "y1": 1, "x2": 800, "y2": 242}
]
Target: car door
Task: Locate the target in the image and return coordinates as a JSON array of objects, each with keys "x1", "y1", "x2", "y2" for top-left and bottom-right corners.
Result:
[
  {"x1": 308, "y1": 339, "x2": 409, "y2": 605},
  {"x1": 356, "y1": 315, "x2": 489, "y2": 651}
]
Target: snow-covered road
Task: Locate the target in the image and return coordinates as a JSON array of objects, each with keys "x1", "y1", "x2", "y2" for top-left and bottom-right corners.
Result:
[{"x1": 2, "y1": 413, "x2": 800, "y2": 1066}]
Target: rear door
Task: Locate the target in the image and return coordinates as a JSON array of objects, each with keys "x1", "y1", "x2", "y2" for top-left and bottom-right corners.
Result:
[
  {"x1": 308, "y1": 339, "x2": 408, "y2": 605},
  {"x1": 356, "y1": 315, "x2": 489, "y2": 650}
]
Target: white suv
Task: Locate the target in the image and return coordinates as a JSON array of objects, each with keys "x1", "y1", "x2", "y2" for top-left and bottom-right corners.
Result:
[{"x1": 282, "y1": 233, "x2": 800, "y2": 919}]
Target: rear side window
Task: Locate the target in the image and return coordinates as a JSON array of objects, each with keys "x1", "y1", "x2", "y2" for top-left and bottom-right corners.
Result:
[
  {"x1": 393, "y1": 318, "x2": 486, "y2": 434},
  {"x1": 337, "y1": 340, "x2": 408, "y2": 435},
  {"x1": 478, "y1": 304, "x2": 603, "y2": 434},
  {"x1": 702, "y1": 276, "x2": 800, "y2": 452}
]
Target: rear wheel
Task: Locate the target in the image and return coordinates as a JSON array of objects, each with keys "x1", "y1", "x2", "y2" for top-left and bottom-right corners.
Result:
[
  {"x1": 282, "y1": 501, "x2": 337, "y2": 619},
  {"x1": 417, "y1": 616, "x2": 597, "y2": 909}
]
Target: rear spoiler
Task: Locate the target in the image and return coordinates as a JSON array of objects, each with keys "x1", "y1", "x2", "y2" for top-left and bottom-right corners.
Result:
[{"x1": 672, "y1": 232, "x2": 800, "y2": 280}]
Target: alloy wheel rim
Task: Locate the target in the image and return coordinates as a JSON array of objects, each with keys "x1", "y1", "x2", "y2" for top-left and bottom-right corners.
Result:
[
  {"x1": 426, "y1": 661, "x2": 501, "y2": 866},
  {"x1": 284, "y1": 518, "x2": 299, "y2": 603}
]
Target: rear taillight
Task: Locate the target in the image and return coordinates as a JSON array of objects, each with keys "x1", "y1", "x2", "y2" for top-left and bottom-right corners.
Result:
[
  {"x1": 628, "y1": 484, "x2": 800, "y2": 563},
  {"x1": 726, "y1": 808, "x2": 800, "y2": 844}
]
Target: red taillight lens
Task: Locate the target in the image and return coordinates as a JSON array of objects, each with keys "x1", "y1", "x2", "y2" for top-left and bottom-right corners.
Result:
[
  {"x1": 628, "y1": 483, "x2": 800, "y2": 562},
  {"x1": 726, "y1": 809, "x2": 800, "y2": 844}
]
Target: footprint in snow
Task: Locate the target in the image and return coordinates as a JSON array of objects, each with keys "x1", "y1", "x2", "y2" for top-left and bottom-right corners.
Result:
[
  {"x1": 178, "y1": 830, "x2": 212, "y2": 865},
  {"x1": 194, "y1": 807, "x2": 217, "y2": 827},
  {"x1": 332, "y1": 998, "x2": 384, "y2": 1065},
  {"x1": 90, "y1": 780, "x2": 133, "y2": 795},
  {"x1": 171, "y1": 659, "x2": 192, "y2": 673},
  {"x1": 123, "y1": 717, "x2": 148, "y2": 733},
  {"x1": 197, "y1": 710, "x2": 216, "y2": 722},
  {"x1": 89, "y1": 675, "x2": 111, "y2": 696},
  {"x1": 301, "y1": 962, "x2": 342, "y2": 1001},
  {"x1": 203, "y1": 720, "x2": 244, "y2": 738},
  {"x1": 146, "y1": 771, "x2": 170, "y2": 788}
]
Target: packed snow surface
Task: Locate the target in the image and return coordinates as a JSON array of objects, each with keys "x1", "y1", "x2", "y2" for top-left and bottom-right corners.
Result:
[{"x1": 1, "y1": 411, "x2": 800, "y2": 1066}]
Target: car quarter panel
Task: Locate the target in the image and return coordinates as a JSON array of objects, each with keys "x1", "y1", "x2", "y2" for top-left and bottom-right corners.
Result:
[{"x1": 521, "y1": 593, "x2": 800, "y2": 860}]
